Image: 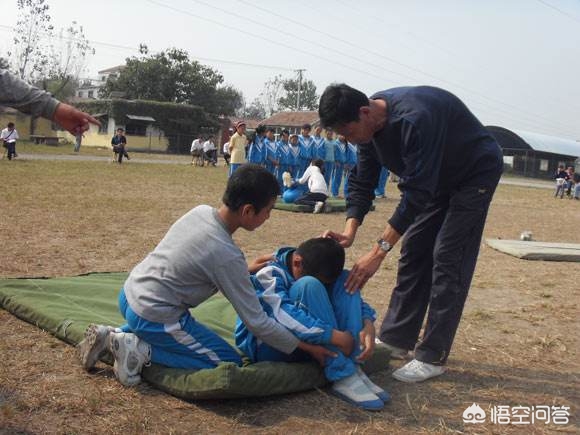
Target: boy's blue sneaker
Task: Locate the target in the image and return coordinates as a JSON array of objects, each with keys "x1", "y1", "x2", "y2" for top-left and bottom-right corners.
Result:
[
  {"x1": 331, "y1": 372, "x2": 384, "y2": 411},
  {"x1": 356, "y1": 366, "x2": 391, "y2": 403}
]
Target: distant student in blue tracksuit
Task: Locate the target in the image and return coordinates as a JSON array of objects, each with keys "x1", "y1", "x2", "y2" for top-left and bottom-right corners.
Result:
[
  {"x1": 312, "y1": 126, "x2": 326, "y2": 161},
  {"x1": 323, "y1": 128, "x2": 336, "y2": 187},
  {"x1": 298, "y1": 123, "x2": 315, "y2": 176},
  {"x1": 343, "y1": 141, "x2": 358, "y2": 198},
  {"x1": 264, "y1": 127, "x2": 278, "y2": 176},
  {"x1": 332, "y1": 135, "x2": 348, "y2": 197},
  {"x1": 374, "y1": 167, "x2": 390, "y2": 198},
  {"x1": 235, "y1": 238, "x2": 389, "y2": 411},
  {"x1": 247, "y1": 125, "x2": 266, "y2": 166},
  {"x1": 276, "y1": 129, "x2": 292, "y2": 190},
  {"x1": 288, "y1": 133, "x2": 302, "y2": 178}
]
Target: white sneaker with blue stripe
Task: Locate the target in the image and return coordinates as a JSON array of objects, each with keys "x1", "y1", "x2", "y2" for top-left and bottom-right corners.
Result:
[
  {"x1": 110, "y1": 332, "x2": 151, "y2": 387},
  {"x1": 356, "y1": 366, "x2": 390, "y2": 403},
  {"x1": 331, "y1": 372, "x2": 384, "y2": 411}
]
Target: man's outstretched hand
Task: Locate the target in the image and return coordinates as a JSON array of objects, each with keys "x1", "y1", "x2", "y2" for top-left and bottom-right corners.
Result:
[
  {"x1": 321, "y1": 230, "x2": 354, "y2": 248},
  {"x1": 53, "y1": 103, "x2": 101, "y2": 135}
]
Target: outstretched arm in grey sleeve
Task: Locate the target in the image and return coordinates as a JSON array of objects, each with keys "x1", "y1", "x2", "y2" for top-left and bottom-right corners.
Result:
[{"x1": 0, "y1": 69, "x2": 100, "y2": 134}]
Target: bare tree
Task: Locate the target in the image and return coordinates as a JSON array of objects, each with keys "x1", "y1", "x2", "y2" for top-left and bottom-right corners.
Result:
[
  {"x1": 259, "y1": 75, "x2": 284, "y2": 117},
  {"x1": 9, "y1": 0, "x2": 54, "y2": 82},
  {"x1": 43, "y1": 22, "x2": 94, "y2": 99}
]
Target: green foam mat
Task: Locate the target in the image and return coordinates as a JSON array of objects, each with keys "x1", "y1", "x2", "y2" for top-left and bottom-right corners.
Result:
[
  {"x1": 0, "y1": 272, "x2": 390, "y2": 400},
  {"x1": 274, "y1": 198, "x2": 375, "y2": 213},
  {"x1": 486, "y1": 239, "x2": 580, "y2": 262}
]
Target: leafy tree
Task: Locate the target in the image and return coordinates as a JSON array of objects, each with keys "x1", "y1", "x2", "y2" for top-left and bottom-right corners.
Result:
[
  {"x1": 101, "y1": 48, "x2": 243, "y2": 116},
  {"x1": 214, "y1": 85, "x2": 244, "y2": 116},
  {"x1": 278, "y1": 77, "x2": 318, "y2": 111}
]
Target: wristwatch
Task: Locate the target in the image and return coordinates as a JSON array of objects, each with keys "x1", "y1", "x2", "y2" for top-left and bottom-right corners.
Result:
[{"x1": 376, "y1": 238, "x2": 393, "y2": 253}]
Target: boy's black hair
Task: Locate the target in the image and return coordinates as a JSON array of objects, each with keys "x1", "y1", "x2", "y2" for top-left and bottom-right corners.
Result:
[
  {"x1": 296, "y1": 237, "x2": 345, "y2": 284},
  {"x1": 281, "y1": 129, "x2": 290, "y2": 135},
  {"x1": 318, "y1": 83, "x2": 368, "y2": 128},
  {"x1": 255, "y1": 125, "x2": 267, "y2": 135},
  {"x1": 222, "y1": 164, "x2": 280, "y2": 212},
  {"x1": 266, "y1": 127, "x2": 275, "y2": 133},
  {"x1": 7, "y1": 122, "x2": 15, "y2": 128}
]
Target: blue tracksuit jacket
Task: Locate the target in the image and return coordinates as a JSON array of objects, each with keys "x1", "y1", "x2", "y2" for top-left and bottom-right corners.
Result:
[{"x1": 235, "y1": 247, "x2": 375, "y2": 362}]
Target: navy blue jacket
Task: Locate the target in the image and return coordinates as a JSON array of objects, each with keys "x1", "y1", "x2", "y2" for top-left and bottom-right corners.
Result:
[{"x1": 346, "y1": 86, "x2": 503, "y2": 234}]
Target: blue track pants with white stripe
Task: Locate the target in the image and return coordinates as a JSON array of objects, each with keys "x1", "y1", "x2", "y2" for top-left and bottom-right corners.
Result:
[
  {"x1": 118, "y1": 289, "x2": 242, "y2": 369},
  {"x1": 254, "y1": 273, "x2": 364, "y2": 381}
]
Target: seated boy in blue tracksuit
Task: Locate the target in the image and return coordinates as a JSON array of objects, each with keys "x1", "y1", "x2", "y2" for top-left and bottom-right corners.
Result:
[{"x1": 235, "y1": 237, "x2": 390, "y2": 411}]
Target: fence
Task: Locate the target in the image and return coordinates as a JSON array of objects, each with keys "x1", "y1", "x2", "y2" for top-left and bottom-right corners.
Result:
[{"x1": 501, "y1": 148, "x2": 578, "y2": 179}]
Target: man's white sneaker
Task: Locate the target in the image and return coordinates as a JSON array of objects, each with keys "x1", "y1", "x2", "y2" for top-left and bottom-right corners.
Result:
[
  {"x1": 78, "y1": 324, "x2": 114, "y2": 370},
  {"x1": 356, "y1": 366, "x2": 390, "y2": 403},
  {"x1": 313, "y1": 201, "x2": 325, "y2": 214},
  {"x1": 331, "y1": 372, "x2": 384, "y2": 411},
  {"x1": 374, "y1": 338, "x2": 411, "y2": 360},
  {"x1": 110, "y1": 332, "x2": 151, "y2": 387},
  {"x1": 392, "y1": 359, "x2": 446, "y2": 383}
]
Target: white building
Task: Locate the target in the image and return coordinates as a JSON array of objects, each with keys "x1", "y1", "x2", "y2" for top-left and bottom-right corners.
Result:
[{"x1": 75, "y1": 65, "x2": 125, "y2": 100}]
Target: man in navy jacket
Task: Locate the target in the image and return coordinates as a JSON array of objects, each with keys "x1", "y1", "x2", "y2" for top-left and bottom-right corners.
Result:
[{"x1": 319, "y1": 83, "x2": 503, "y2": 383}]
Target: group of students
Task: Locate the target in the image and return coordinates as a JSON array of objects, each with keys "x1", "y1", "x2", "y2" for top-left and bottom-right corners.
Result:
[
  {"x1": 554, "y1": 165, "x2": 580, "y2": 200},
  {"x1": 79, "y1": 165, "x2": 390, "y2": 411},
  {"x1": 225, "y1": 121, "x2": 390, "y2": 213},
  {"x1": 190, "y1": 135, "x2": 218, "y2": 166}
]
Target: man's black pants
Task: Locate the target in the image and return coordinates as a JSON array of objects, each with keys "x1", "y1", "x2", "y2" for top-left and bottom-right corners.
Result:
[{"x1": 379, "y1": 174, "x2": 501, "y2": 365}]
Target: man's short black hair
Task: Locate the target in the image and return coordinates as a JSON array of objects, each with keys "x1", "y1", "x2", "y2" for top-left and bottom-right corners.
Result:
[
  {"x1": 318, "y1": 83, "x2": 368, "y2": 128},
  {"x1": 266, "y1": 127, "x2": 275, "y2": 133},
  {"x1": 297, "y1": 237, "x2": 345, "y2": 284},
  {"x1": 302, "y1": 123, "x2": 312, "y2": 130},
  {"x1": 7, "y1": 122, "x2": 14, "y2": 128},
  {"x1": 281, "y1": 129, "x2": 289, "y2": 135},
  {"x1": 222, "y1": 164, "x2": 280, "y2": 212},
  {"x1": 255, "y1": 125, "x2": 267, "y2": 135}
]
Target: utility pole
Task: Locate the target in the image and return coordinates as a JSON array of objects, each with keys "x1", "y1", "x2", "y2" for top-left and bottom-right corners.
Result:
[{"x1": 295, "y1": 69, "x2": 305, "y2": 111}]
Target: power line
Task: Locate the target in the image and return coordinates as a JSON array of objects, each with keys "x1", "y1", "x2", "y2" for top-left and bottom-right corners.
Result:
[
  {"x1": 142, "y1": 0, "x2": 408, "y2": 86},
  {"x1": 0, "y1": 24, "x2": 295, "y2": 72},
  {"x1": 536, "y1": 0, "x2": 580, "y2": 24},
  {"x1": 232, "y1": 0, "x2": 579, "y2": 136},
  {"x1": 327, "y1": 0, "x2": 580, "y2": 134}
]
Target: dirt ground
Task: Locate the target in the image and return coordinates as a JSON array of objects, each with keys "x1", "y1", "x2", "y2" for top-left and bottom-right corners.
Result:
[{"x1": 0, "y1": 158, "x2": 578, "y2": 434}]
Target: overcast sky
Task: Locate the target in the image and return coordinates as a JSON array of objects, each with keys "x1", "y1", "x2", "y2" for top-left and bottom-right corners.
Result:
[{"x1": 2, "y1": 0, "x2": 579, "y2": 139}]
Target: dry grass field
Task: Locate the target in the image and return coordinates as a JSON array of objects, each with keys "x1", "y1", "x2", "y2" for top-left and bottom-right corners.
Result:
[{"x1": 0, "y1": 157, "x2": 578, "y2": 434}]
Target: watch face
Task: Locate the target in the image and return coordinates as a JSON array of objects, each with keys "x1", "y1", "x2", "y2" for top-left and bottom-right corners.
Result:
[{"x1": 377, "y1": 239, "x2": 391, "y2": 252}]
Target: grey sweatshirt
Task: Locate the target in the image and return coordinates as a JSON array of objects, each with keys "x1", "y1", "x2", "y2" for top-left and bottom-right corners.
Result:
[
  {"x1": 123, "y1": 205, "x2": 299, "y2": 355},
  {"x1": 0, "y1": 69, "x2": 60, "y2": 119}
]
